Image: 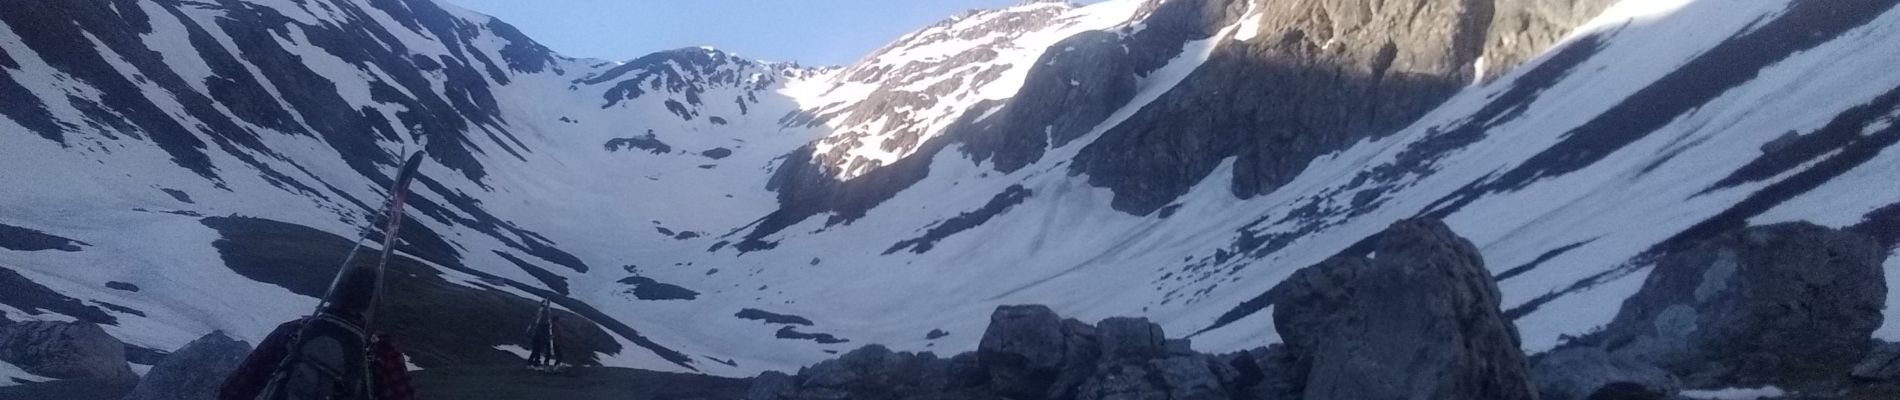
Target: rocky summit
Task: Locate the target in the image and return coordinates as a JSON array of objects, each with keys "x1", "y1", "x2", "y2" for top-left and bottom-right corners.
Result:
[{"x1": 2, "y1": 0, "x2": 1900, "y2": 398}]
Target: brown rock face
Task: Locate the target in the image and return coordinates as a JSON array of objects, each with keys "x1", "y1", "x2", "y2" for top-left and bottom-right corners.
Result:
[{"x1": 1481, "y1": 0, "x2": 1618, "y2": 81}]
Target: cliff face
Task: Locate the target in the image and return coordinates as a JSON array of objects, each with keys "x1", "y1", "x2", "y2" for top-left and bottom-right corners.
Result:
[
  {"x1": 1071, "y1": 0, "x2": 1497, "y2": 214},
  {"x1": 1481, "y1": 0, "x2": 1619, "y2": 81}
]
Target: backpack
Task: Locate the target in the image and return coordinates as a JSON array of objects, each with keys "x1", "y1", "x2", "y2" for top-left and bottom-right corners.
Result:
[{"x1": 257, "y1": 314, "x2": 373, "y2": 400}]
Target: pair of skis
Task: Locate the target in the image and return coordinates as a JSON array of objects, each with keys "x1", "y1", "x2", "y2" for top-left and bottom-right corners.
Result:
[{"x1": 314, "y1": 151, "x2": 428, "y2": 329}]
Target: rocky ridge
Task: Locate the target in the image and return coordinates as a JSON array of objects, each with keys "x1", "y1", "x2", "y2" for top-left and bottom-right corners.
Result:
[{"x1": 742, "y1": 219, "x2": 1897, "y2": 400}]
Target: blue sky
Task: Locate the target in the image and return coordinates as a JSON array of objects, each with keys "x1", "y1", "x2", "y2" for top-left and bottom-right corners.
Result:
[{"x1": 444, "y1": 1, "x2": 1096, "y2": 66}]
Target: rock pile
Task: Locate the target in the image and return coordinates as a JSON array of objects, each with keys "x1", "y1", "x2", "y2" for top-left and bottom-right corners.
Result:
[
  {"x1": 746, "y1": 218, "x2": 1547, "y2": 400},
  {"x1": 745, "y1": 220, "x2": 1893, "y2": 400},
  {"x1": 745, "y1": 305, "x2": 1250, "y2": 400}
]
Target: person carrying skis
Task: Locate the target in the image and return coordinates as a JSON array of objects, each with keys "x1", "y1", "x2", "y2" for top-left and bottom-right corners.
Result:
[
  {"x1": 525, "y1": 302, "x2": 566, "y2": 370},
  {"x1": 525, "y1": 302, "x2": 552, "y2": 369},
  {"x1": 219, "y1": 152, "x2": 427, "y2": 400},
  {"x1": 218, "y1": 267, "x2": 416, "y2": 400}
]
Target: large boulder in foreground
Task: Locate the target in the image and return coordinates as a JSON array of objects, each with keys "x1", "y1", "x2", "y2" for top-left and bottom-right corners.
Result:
[
  {"x1": 122, "y1": 331, "x2": 252, "y2": 400},
  {"x1": 0, "y1": 321, "x2": 133, "y2": 383},
  {"x1": 1273, "y1": 218, "x2": 1538, "y2": 400},
  {"x1": 1594, "y1": 222, "x2": 1886, "y2": 388},
  {"x1": 978, "y1": 305, "x2": 1099, "y2": 399}
]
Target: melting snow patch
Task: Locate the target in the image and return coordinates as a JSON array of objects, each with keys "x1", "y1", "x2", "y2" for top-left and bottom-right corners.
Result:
[
  {"x1": 0, "y1": 359, "x2": 48, "y2": 387},
  {"x1": 1679, "y1": 387, "x2": 1788, "y2": 400},
  {"x1": 494, "y1": 344, "x2": 531, "y2": 359},
  {"x1": 1234, "y1": 11, "x2": 1263, "y2": 42}
]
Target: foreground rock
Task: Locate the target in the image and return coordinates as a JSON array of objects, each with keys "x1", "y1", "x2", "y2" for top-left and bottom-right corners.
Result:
[
  {"x1": 1536, "y1": 222, "x2": 1889, "y2": 398},
  {"x1": 122, "y1": 331, "x2": 252, "y2": 400},
  {"x1": 746, "y1": 305, "x2": 1252, "y2": 400},
  {"x1": 1273, "y1": 218, "x2": 1539, "y2": 400},
  {"x1": 0, "y1": 321, "x2": 134, "y2": 383}
]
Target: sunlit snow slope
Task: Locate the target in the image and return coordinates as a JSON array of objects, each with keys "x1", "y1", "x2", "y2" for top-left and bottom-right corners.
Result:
[{"x1": 1, "y1": 0, "x2": 1897, "y2": 379}]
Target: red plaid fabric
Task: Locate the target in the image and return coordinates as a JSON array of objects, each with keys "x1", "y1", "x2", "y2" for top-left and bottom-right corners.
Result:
[
  {"x1": 216, "y1": 318, "x2": 418, "y2": 400},
  {"x1": 371, "y1": 335, "x2": 417, "y2": 400},
  {"x1": 218, "y1": 320, "x2": 300, "y2": 400}
]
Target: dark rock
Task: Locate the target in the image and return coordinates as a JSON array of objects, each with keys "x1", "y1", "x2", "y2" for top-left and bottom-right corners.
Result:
[
  {"x1": 1583, "y1": 382, "x2": 1667, "y2": 400},
  {"x1": 1853, "y1": 340, "x2": 1900, "y2": 380},
  {"x1": 946, "y1": 352, "x2": 986, "y2": 388},
  {"x1": 103, "y1": 282, "x2": 139, "y2": 292},
  {"x1": 978, "y1": 305, "x2": 1072, "y2": 398},
  {"x1": 1759, "y1": 130, "x2": 1802, "y2": 154},
  {"x1": 743, "y1": 370, "x2": 795, "y2": 400},
  {"x1": 1098, "y1": 317, "x2": 1166, "y2": 361},
  {"x1": 0, "y1": 223, "x2": 87, "y2": 252},
  {"x1": 760, "y1": 305, "x2": 1269, "y2": 400},
  {"x1": 1154, "y1": 355, "x2": 1230, "y2": 400},
  {"x1": 0, "y1": 321, "x2": 134, "y2": 383},
  {"x1": 1239, "y1": 346, "x2": 1302, "y2": 400},
  {"x1": 1273, "y1": 218, "x2": 1537, "y2": 400},
  {"x1": 1076, "y1": 362, "x2": 1167, "y2": 400},
  {"x1": 122, "y1": 331, "x2": 251, "y2": 400},
  {"x1": 779, "y1": 345, "x2": 954, "y2": 399},
  {"x1": 959, "y1": 30, "x2": 1137, "y2": 172},
  {"x1": 1534, "y1": 347, "x2": 1679, "y2": 400},
  {"x1": 735, "y1": 309, "x2": 815, "y2": 326},
  {"x1": 1592, "y1": 222, "x2": 1886, "y2": 387},
  {"x1": 776, "y1": 326, "x2": 849, "y2": 344},
  {"x1": 702, "y1": 147, "x2": 734, "y2": 159},
  {"x1": 1074, "y1": 0, "x2": 1497, "y2": 214},
  {"x1": 605, "y1": 130, "x2": 673, "y2": 154}
]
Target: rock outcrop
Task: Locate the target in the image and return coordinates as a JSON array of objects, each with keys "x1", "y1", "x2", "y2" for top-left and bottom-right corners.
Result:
[
  {"x1": 1536, "y1": 222, "x2": 1889, "y2": 398},
  {"x1": 122, "y1": 331, "x2": 252, "y2": 400},
  {"x1": 1479, "y1": 0, "x2": 1617, "y2": 81},
  {"x1": 959, "y1": 30, "x2": 1138, "y2": 172},
  {"x1": 1272, "y1": 218, "x2": 1539, "y2": 400},
  {"x1": 0, "y1": 321, "x2": 134, "y2": 383},
  {"x1": 747, "y1": 305, "x2": 1256, "y2": 400},
  {"x1": 1854, "y1": 341, "x2": 1900, "y2": 381},
  {"x1": 1074, "y1": 0, "x2": 1499, "y2": 214}
]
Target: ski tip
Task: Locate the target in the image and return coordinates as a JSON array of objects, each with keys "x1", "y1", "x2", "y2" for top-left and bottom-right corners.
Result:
[{"x1": 395, "y1": 151, "x2": 427, "y2": 183}]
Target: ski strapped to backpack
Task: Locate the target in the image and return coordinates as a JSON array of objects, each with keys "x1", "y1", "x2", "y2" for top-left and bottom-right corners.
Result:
[{"x1": 259, "y1": 151, "x2": 426, "y2": 400}]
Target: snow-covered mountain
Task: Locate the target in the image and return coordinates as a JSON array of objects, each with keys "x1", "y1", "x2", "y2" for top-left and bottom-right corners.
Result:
[{"x1": 2, "y1": 0, "x2": 1896, "y2": 381}]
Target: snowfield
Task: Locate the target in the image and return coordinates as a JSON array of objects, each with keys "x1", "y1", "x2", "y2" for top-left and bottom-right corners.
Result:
[{"x1": 1, "y1": 0, "x2": 1897, "y2": 379}]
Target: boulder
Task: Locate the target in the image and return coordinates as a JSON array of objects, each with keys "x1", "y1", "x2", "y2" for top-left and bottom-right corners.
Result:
[
  {"x1": 1593, "y1": 222, "x2": 1886, "y2": 387},
  {"x1": 1075, "y1": 362, "x2": 1167, "y2": 400},
  {"x1": 797, "y1": 345, "x2": 952, "y2": 398},
  {"x1": 1235, "y1": 346, "x2": 1302, "y2": 400},
  {"x1": 979, "y1": 305, "x2": 1091, "y2": 398},
  {"x1": 1853, "y1": 340, "x2": 1900, "y2": 380},
  {"x1": 0, "y1": 321, "x2": 133, "y2": 383},
  {"x1": 742, "y1": 370, "x2": 795, "y2": 400},
  {"x1": 1273, "y1": 218, "x2": 1539, "y2": 400},
  {"x1": 759, "y1": 305, "x2": 1261, "y2": 400},
  {"x1": 122, "y1": 331, "x2": 252, "y2": 400},
  {"x1": 1533, "y1": 347, "x2": 1678, "y2": 400},
  {"x1": 1154, "y1": 355, "x2": 1229, "y2": 400},
  {"x1": 1097, "y1": 318, "x2": 1165, "y2": 361}
]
